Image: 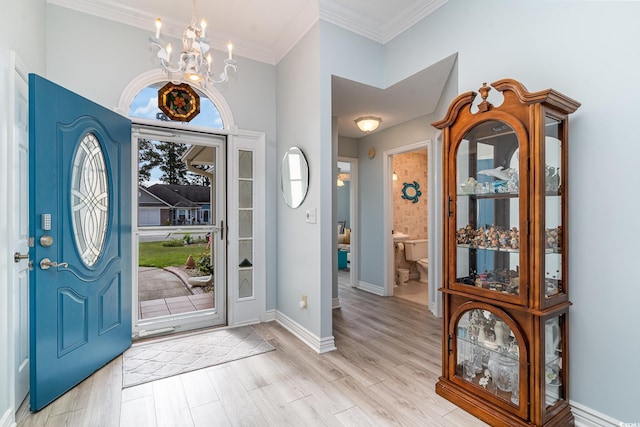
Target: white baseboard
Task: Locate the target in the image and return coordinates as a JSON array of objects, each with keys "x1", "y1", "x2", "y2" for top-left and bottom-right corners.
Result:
[
  {"x1": 332, "y1": 298, "x2": 341, "y2": 309},
  {"x1": 572, "y1": 400, "x2": 621, "y2": 427},
  {"x1": 264, "y1": 309, "x2": 276, "y2": 322},
  {"x1": 1, "y1": 407, "x2": 15, "y2": 427},
  {"x1": 357, "y1": 281, "x2": 385, "y2": 296},
  {"x1": 275, "y1": 310, "x2": 336, "y2": 354}
]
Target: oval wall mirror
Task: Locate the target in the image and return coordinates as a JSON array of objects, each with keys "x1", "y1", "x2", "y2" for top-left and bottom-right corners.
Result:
[{"x1": 281, "y1": 147, "x2": 309, "y2": 208}]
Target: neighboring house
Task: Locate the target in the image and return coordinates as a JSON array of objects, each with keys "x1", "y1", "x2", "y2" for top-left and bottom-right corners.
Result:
[{"x1": 139, "y1": 184, "x2": 211, "y2": 226}]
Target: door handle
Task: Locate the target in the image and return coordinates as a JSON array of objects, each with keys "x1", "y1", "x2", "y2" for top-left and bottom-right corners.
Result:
[
  {"x1": 14, "y1": 252, "x2": 29, "y2": 263},
  {"x1": 212, "y1": 220, "x2": 225, "y2": 240},
  {"x1": 40, "y1": 258, "x2": 69, "y2": 270}
]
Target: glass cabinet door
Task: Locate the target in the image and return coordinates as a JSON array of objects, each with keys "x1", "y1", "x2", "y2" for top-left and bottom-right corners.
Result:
[
  {"x1": 455, "y1": 308, "x2": 523, "y2": 409},
  {"x1": 544, "y1": 117, "x2": 564, "y2": 300},
  {"x1": 454, "y1": 120, "x2": 522, "y2": 299},
  {"x1": 544, "y1": 315, "x2": 565, "y2": 407}
]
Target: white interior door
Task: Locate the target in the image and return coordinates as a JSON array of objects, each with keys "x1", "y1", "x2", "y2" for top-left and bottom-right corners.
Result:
[{"x1": 10, "y1": 53, "x2": 30, "y2": 412}]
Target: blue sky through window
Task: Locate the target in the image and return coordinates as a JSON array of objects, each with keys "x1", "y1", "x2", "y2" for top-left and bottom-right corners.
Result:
[{"x1": 129, "y1": 84, "x2": 224, "y2": 129}]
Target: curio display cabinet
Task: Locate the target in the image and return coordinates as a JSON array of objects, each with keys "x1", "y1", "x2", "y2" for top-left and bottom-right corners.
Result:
[{"x1": 432, "y1": 79, "x2": 580, "y2": 426}]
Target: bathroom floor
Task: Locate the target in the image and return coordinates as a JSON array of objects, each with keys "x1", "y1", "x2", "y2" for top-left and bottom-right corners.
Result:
[{"x1": 394, "y1": 279, "x2": 428, "y2": 306}]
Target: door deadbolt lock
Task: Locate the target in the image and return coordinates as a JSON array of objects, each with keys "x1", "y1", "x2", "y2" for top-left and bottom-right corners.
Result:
[
  {"x1": 40, "y1": 258, "x2": 68, "y2": 270},
  {"x1": 40, "y1": 235, "x2": 53, "y2": 247}
]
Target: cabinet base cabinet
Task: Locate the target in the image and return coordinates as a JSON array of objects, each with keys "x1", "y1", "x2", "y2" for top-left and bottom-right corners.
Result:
[{"x1": 436, "y1": 378, "x2": 574, "y2": 427}]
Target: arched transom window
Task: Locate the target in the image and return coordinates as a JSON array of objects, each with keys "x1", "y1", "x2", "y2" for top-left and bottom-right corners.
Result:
[{"x1": 128, "y1": 82, "x2": 224, "y2": 130}]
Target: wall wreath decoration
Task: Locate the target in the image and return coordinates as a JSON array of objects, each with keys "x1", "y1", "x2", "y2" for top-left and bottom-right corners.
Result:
[{"x1": 401, "y1": 181, "x2": 422, "y2": 203}]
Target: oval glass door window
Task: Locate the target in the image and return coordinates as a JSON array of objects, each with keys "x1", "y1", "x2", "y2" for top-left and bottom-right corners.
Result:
[{"x1": 71, "y1": 133, "x2": 109, "y2": 267}]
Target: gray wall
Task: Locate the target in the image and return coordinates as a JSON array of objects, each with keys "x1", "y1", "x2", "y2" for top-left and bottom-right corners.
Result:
[
  {"x1": 276, "y1": 24, "x2": 326, "y2": 336},
  {"x1": 338, "y1": 136, "x2": 359, "y2": 158},
  {"x1": 356, "y1": 114, "x2": 440, "y2": 286}
]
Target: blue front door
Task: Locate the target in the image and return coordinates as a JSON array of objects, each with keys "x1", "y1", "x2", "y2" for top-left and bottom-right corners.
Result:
[{"x1": 29, "y1": 74, "x2": 132, "y2": 410}]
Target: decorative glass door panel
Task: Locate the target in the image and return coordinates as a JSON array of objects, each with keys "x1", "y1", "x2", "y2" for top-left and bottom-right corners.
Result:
[
  {"x1": 454, "y1": 307, "x2": 525, "y2": 414},
  {"x1": 71, "y1": 133, "x2": 109, "y2": 267},
  {"x1": 455, "y1": 120, "x2": 521, "y2": 298},
  {"x1": 238, "y1": 150, "x2": 254, "y2": 299}
]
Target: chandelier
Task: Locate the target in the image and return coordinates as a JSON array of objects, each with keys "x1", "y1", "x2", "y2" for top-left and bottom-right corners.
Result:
[{"x1": 149, "y1": 0, "x2": 237, "y2": 88}]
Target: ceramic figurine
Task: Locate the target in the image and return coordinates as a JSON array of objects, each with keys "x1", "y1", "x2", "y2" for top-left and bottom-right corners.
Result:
[{"x1": 478, "y1": 166, "x2": 512, "y2": 181}]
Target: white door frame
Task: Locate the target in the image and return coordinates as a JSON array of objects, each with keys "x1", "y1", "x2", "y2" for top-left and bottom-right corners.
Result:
[
  {"x1": 337, "y1": 156, "x2": 358, "y2": 290},
  {"x1": 1, "y1": 49, "x2": 15, "y2": 427},
  {"x1": 3, "y1": 51, "x2": 30, "y2": 424},
  {"x1": 383, "y1": 139, "x2": 442, "y2": 317},
  {"x1": 119, "y1": 72, "x2": 267, "y2": 333}
]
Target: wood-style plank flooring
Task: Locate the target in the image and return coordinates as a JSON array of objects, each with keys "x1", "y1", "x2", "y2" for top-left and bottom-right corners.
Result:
[{"x1": 17, "y1": 272, "x2": 488, "y2": 427}]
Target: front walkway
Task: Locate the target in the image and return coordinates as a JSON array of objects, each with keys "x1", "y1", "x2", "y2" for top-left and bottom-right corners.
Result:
[
  {"x1": 138, "y1": 293, "x2": 214, "y2": 319},
  {"x1": 137, "y1": 267, "x2": 214, "y2": 319}
]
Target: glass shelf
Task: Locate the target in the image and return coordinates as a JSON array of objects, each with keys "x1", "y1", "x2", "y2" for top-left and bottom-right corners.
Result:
[
  {"x1": 457, "y1": 192, "x2": 519, "y2": 198},
  {"x1": 457, "y1": 244, "x2": 561, "y2": 254}
]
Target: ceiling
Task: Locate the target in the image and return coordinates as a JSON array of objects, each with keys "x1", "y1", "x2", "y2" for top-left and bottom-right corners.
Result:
[
  {"x1": 332, "y1": 54, "x2": 456, "y2": 138},
  {"x1": 48, "y1": 0, "x2": 452, "y2": 138}
]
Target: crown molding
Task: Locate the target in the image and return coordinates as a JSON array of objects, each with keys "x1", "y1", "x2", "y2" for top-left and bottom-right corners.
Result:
[
  {"x1": 273, "y1": 0, "x2": 319, "y2": 64},
  {"x1": 382, "y1": 0, "x2": 449, "y2": 42},
  {"x1": 319, "y1": 0, "x2": 384, "y2": 43},
  {"x1": 48, "y1": 0, "x2": 448, "y2": 66},
  {"x1": 47, "y1": 0, "x2": 278, "y2": 64},
  {"x1": 319, "y1": 0, "x2": 448, "y2": 44}
]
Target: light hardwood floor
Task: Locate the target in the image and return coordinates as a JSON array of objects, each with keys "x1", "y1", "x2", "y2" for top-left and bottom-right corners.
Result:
[{"x1": 17, "y1": 274, "x2": 488, "y2": 427}]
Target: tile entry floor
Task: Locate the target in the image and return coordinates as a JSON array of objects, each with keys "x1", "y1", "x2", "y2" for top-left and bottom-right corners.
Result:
[{"x1": 138, "y1": 293, "x2": 214, "y2": 319}]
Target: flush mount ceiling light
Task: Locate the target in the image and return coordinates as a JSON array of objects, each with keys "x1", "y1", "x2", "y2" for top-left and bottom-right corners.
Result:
[
  {"x1": 149, "y1": 0, "x2": 237, "y2": 88},
  {"x1": 355, "y1": 116, "x2": 381, "y2": 132}
]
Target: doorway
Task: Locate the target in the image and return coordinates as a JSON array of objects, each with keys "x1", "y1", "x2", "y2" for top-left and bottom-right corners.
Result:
[
  {"x1": 132, "y1": 124, "x2": 227, "y2": 338},
  {"x1": 390, "y1": 148, "x2": 429, "y2": 305},
  {"x1": 384, "y1": 139, "x2": 442, "y2": 318}
]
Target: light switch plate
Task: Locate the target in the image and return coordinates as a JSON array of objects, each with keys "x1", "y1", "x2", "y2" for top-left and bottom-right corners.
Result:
[{"x1": 305, "y1": 208, "x2": 316, "y2": 224}]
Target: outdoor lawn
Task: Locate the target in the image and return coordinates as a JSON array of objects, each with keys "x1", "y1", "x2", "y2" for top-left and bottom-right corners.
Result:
[{"x1": 138, "y1": 240, "x2": 209, "y2": 269}]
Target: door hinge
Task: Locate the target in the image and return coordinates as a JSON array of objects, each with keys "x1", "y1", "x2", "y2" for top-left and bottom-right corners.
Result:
[
  {"x1": 29, "y1": 237, "x2": 35, "y2": 247},
  {"x1": 448, "y1": 334, "x2": 453, "y2": 354},
  {"x1": 448, "y1": 196, "x2": 453, "y2": 217}
]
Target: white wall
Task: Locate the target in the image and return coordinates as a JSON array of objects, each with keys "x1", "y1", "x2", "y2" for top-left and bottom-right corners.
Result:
[
  {"x1": 44, "y1": 4, "x2": 279, "y2": 311},
  {"x1": 381, "y1": 1, "x2": 640, "y2": 421},
  {"x1": 1, "y1": 0, "x2": 46, "y2": 74}
]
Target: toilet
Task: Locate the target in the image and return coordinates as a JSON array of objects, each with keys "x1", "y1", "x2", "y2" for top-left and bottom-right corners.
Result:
[{"x1": 404, "y1": 239, "x2": 428, "y2": 284}]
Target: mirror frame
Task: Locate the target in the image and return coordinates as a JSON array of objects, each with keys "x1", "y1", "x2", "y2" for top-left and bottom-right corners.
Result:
[{"x1": 281, "y1": 146, "x2": 309, "y2": 208}]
